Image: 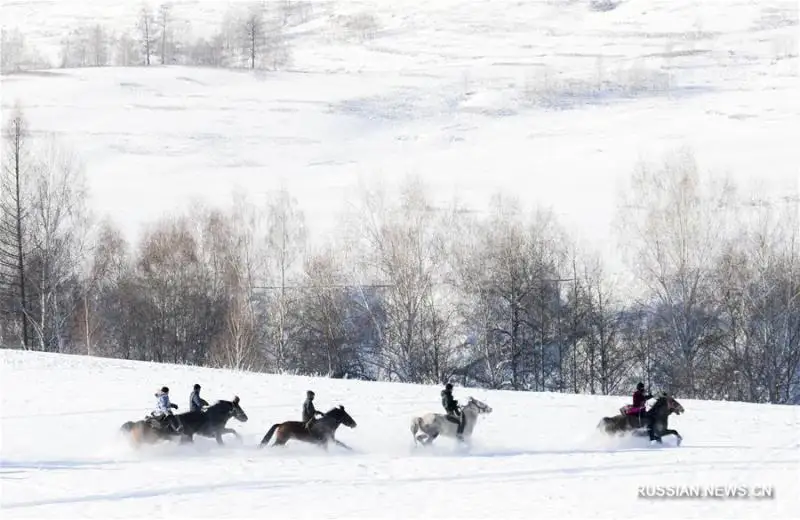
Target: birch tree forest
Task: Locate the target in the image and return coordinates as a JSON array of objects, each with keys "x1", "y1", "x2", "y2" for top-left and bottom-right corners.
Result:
[{"x1": 1, "y1": 110, "x2": 798, "y2": 404}]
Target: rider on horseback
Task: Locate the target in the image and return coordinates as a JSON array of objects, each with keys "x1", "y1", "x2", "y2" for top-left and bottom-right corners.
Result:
[
  {"x1": 626, "y1": 382, "x2": 655, "y2": 436},
  {"x1": 149, "y1": 386, "x2": 182, "y2": 433},
  {"x1": 303, "y1": 390, "x2": 324, "y2": 431},
  {"x1": 630, "y1": 382, "x2": 652, "y2": 415},
  {"x1": 189, "y1": 383, "x2": 209, "y2": 412},
  {"x1": 441, "y1": 383, "x2": 465, "y2": 440}
]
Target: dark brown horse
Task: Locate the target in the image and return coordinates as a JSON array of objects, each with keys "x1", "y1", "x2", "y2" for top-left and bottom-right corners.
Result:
[
  {"x1": 258, "y1": 405, "x2": 357, "y2": 451},
  {"x1": 597, "y1": 392, "x2": 685, "y2": 445},
  {"x1": 120, "y1": 397, "x2": 248, "y2": 448}
]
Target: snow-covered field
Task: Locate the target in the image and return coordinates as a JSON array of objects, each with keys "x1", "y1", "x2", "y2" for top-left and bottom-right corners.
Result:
[
  {"x1": 1, "y1": 349, "x2": 798, "y2": 518},
  {"x1": 2, "y1": 2, "x2": 799, "y2": 512},
  {"x1": 2, "y1": 0, "x2": 798, "y2": 280}
]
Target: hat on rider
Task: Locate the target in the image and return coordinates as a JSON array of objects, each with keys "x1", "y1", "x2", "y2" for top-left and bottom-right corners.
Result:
[
  {"x1": 636, "y1": 382, "x2": 644, "y2": 391},
  {"x1": 307, "y1": 390, "x2": 315, "y2": 398},
  {"x1": 193, "y1": 384, "x2": 201, "y2": 391},
  {"x1": 161, "y1": 386, "x2": 169, "y2": 394},
  {"x1": 445, "y1": 383, "x2": 453, "y2": 391}
]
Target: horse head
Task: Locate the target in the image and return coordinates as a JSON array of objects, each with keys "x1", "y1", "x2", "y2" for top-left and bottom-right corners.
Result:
[
  {"x1": 325, "y1": 405, "x2": 357, "y2": 429},
  {"x1": 464, "y1": 396, "x2": 492, "y2": 415},
  {"x1": 215, "y1": 395, "x2": 248, "y2": 423},
  {"x1": 652, "y1": 392, "x2": 684, "y2": 416}
]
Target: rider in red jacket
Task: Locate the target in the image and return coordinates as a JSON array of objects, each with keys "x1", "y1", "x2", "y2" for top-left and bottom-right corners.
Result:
[{"x1": 630, "y1": 382, "x2": 652, "y2": 414}]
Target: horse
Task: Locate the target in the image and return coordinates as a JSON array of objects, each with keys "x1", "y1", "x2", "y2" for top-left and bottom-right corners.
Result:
[
  {"x1": 258, "y1": 405, "x2": 357, "y2": 451},
  {"x1": 120, "y1": 396, "x2": 248, "y2": 447},
  {"x1": 597, "y1": 392, "x2": 685, "y2": 445},
  {"x1": 174, "y1": 397, "x2": 249, "y2": 445},
  {"x1": 120, "y1": 417, "x2": 180, "y2": 447},
  {"x1": 410, "y1": 396, "x2": 493, "y2": 446}
]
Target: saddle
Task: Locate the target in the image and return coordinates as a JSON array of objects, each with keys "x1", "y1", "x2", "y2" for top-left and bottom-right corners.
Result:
[
  {"x1": 619, "y1": 405, "x2": 650, "y2": 429},
  {"x1": 620, "y1": 405, "x2": 645, "y2": 416},
  {"x1": 147, "y1": 413, "x2": 180, "y2": 432},
  {"x1": 146, "y1": 415, "x2": 165, "y2": 429}
]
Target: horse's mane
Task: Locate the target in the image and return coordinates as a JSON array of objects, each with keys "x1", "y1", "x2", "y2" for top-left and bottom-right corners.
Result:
[
  {"x1": 649, "y1": 392, "x2": 672, "y2": 407},
  {"x1": 207, "y1": 399, "x2": 234, "y2": 409},
  {"x1": 210, "y1": 396, "x2": 240, "y2": 407}
]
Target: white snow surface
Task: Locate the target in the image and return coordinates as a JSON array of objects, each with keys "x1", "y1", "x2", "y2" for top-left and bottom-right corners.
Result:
[
  {"x1": 1, "y1": 350, "x2": 798, "y2": 518},
  {"x1": 2, "y1": 0, "x2": 799, "y2": 284}
]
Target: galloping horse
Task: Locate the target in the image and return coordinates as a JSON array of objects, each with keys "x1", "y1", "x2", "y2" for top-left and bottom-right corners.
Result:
[
  {"x1": 120, "y1": 417, "x2": 179, "y2": 446},
  {"x1": 176, "y1": 397, "x2": 249, "y2": 445},
  {"x1": 120, "y1": 396, "x2": 248, "y2": 447},
  {"x1": 258, "y1": 405, "x2": 357, "y2": 451},
  {"x1": 410, "y1": 396, "x2": 493, "y2": 446},
  {"x1": 597, "y1": 392, "x2": 685, "y2": 445},
  {"x1": 120, "y1": 417, "x2": 181, "y2": 448}
]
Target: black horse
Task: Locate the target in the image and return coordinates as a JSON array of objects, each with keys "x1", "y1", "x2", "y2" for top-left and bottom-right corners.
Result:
[
  {"x1": 258, "y1": 405, "x2": 357, "y2": 451},
  {"x1": 121, "y1": 396, "x2": 248, "y2": 447},
  {"x1": 597, "y1": 392, "x2": 685, "y2": 445},
  {"x1": 176, "y1": 396, "x2": 249, "y2": 445}
]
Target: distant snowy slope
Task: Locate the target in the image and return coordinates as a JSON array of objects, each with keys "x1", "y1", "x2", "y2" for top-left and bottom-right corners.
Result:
[
  {"x1": 1, "y1": 0, "x2": 797, "y2": 280},
  {"x1": 1, "y1": 349, "x2": 798, "y2": 518}
]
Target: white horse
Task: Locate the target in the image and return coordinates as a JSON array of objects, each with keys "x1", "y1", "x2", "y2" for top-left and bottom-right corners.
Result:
[{"x1": 410, "y1": 396, "x2": 492, "y2": 446}]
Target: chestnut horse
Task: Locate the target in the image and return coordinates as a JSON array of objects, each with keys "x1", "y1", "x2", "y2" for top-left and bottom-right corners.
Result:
[{"x1": 258, "y1": 405, "x2": 356, "y2": 451}]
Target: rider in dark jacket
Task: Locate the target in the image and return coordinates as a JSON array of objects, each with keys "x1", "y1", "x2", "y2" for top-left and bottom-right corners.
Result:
[
  {"x1": 303, "y1": 390, "x2": 324, "y2": 429},
  {"x1": 441, "y1": 383, "x2": 465, "y2": 439},
  {"x1": 189, "y1": 384, "x2": 209, "y2": 412}
]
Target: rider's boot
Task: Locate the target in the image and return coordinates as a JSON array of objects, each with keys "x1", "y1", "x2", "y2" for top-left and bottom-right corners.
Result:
[{"x1": 456, "y1": 414, "x2": 466, "y2": 442}]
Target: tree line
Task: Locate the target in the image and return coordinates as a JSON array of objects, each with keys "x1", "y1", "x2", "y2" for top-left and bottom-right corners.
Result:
[
  {"x1": 2, "y1": 1, "x2": 380, "y2": 74},
  {"x1": 1, "y1": 107, "x2": 798, "y2": 404}
]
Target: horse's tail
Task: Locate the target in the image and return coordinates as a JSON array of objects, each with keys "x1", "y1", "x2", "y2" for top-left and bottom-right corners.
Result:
[
  {"x1": 120, "y1": 421, "x2": 135, "y2": 432},
  {"x1": 597, "y1": 417, "x2": 614, "y2": 434},
  {"x1": 258, "y1": 423, "x2": 280, "y2": 448},
  {"x1": 410, "y1": 417, "x2": 423, "y2": 441}
]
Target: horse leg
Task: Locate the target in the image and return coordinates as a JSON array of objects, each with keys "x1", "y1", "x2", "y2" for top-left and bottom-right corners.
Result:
[
  {"x1": 220, "y1": 427, "x2": 241, "y2": 443},
  {"x1": 662, "y1": 429, "x2": 682, "y2": 446},
  {"x1": 215, "y1": 432, "x2": 224, "y2": 445},
  {"x1": 650, "y1": 430, "x2": 662, "y2": 444},
  {"x1": 272, "y1": 429, "x2": 289, "y2": 447},
  {"x1": 333, "y1": 439, "x2": 352, "y2": 451},
  {"x1": 424, "y1": 432, "x2": 438, "y2": 445}
]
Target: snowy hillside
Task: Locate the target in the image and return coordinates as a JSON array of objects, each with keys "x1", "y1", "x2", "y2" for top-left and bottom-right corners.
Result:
[
  {"x1": 1, "y1": 350, "x2": 798, "y2": 518},
  {"x1": 2, "y1": 0, "x2": 798, "y2": 280}
]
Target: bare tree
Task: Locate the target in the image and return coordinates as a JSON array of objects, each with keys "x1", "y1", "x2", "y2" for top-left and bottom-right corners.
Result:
[
  {"x1": 25, "y1": 136, "x2": 90, "y2": 352},
  {"x1": 157, "y1": 3, "x2": 173, "y2": 64},
  {"x1": 616, "y1": 147, "x2": 736, "y2": 397},
  {"x1": 0, "y1": 106, "x2": 31, "y2": 348},
  {"x1": 112, "y1": 31, "x2": 138, "y2": 66},
  {"x1": 137, "y1": 5, "x2": 158, "y2": 66},
  {"x1": 1, "y1": 28, "x2": 29, "y2": 73},
  {"x1": 80, "y1": 218, "x2": 128, "y2": 355},
  {"x1": 242, "y1": 4, "x2": 265, "y2": 69},
  {"x1": 262, "y1": 188, "x2": 306, "y2": 371},
  {"x1": 294, "y1": 247, "x2": 353, "y2": 376},
  {"x1": 347, "y1": 177, "x2": 457, "y2": 383},
  {"x1": 90, "y1": 25, "x2": 109, "y2": 66}
]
